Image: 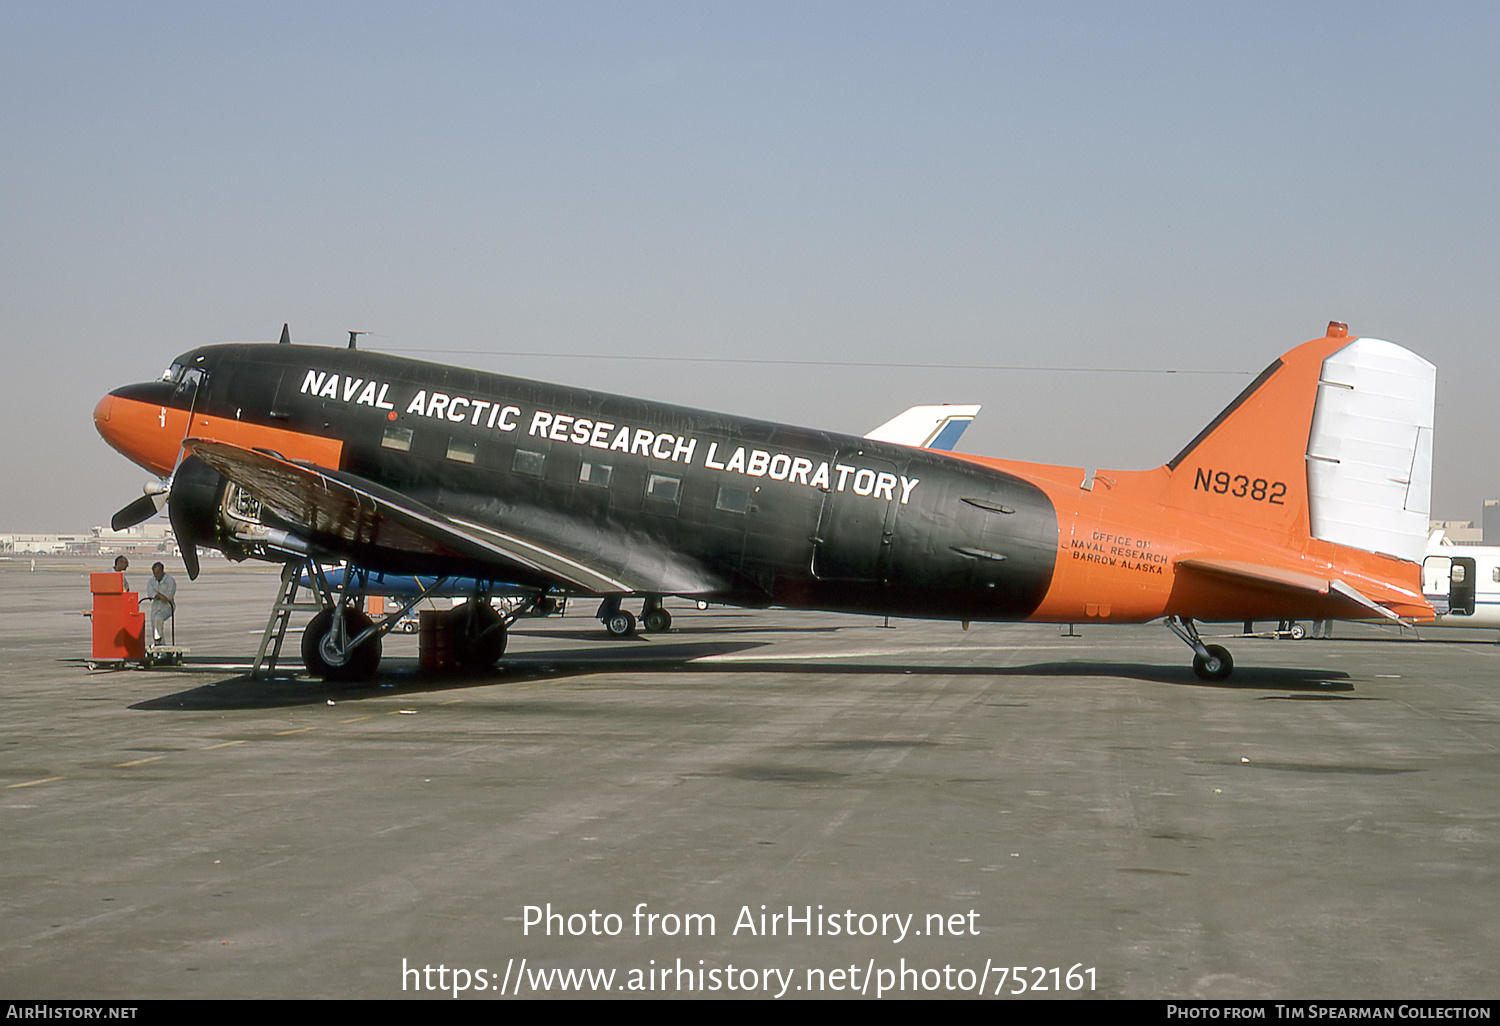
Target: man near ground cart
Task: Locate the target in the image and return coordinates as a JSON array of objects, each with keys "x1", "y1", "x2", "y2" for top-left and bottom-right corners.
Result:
[{"x1": 145, "y1": 561, "x2": 176, "y2": 644}]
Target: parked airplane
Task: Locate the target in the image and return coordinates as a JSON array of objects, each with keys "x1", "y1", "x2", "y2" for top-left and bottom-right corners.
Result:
[
  {"x1": 1421, "y1": 530, "x2": 1500, "y2": 629},
  {"x1": 94, "y1": 321, "x2": 1435, "y2": 681}
]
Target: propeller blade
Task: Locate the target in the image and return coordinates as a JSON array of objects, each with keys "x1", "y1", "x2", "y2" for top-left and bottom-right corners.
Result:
[
  {"x1": 167, "y1": 460, "x2": 216, "y2": 581},
  {"x1": 169, "y1": 491, "x2": 200, "y2": 579},
  {"x1": 179, "y1": 540, "x2": 200, "y2": 580},
  {"x1": 111, "y1": 493, "x2": 163, "y2": 531}
]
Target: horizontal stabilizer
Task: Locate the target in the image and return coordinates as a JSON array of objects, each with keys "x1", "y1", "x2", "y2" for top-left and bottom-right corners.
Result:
[
  {"x1": 1328, "y1": 579, "x2": 1405, "y2": 622},
  {"x1": 1176, "y1": 557, "x2": 1409, "y2": 622},
  {"x1": 1176, "y1": 558, "x2": 1330, "y2": 594}
]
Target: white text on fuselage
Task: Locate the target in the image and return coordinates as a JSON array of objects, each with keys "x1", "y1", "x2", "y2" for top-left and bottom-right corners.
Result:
[
  {"x1": 517, "y1": 410, "x2": 920, "y2": 504},
  {"x1": 302, "y1": 370, "x2": 921, "y2": 504},
  {"x1": 301, "y1": 370, "x2": 397, "y2": 410}
]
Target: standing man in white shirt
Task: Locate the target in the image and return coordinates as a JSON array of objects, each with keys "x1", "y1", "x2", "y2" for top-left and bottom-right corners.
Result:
[{"x1": 145, "y1": 562, "x2": 177, "y2": 644}]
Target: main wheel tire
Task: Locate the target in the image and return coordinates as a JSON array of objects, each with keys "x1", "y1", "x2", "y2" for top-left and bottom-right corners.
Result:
[
  {"x1": 605, "y1": 609, "x2": 637, "y2": 638},
  {"x1": 1192, "y1": 643, "x2": 1234, "y2": 682},
  {"x1": 302, "y1": 608, "x2": 382, "y2": 682},
  {"x1": 1288, "y1": 622, "x2": 1306, "y2": 640},
  {"x1": 531, "y1": 596, "x2": 559, "y2": 617},
  {"x1": 458, "y1": 603, "x2": 507, "y2": 670},
  {"x1": 642, "y1": 608, "x2": 672, "y2": 632}
]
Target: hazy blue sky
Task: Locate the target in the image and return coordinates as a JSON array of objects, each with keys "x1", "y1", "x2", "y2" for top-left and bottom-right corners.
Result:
[{"x1": 3, "y1": 2, "x2": 1497, "y2": 531}]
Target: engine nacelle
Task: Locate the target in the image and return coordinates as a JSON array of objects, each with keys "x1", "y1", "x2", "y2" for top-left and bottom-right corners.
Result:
[{"x1": 168, "y1": 455, "x2": 287, "y2": 578}]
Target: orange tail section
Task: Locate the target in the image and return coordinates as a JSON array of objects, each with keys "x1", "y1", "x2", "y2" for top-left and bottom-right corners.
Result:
[
  {"x1": 1158, "y1": 321, "x2": 1434, "y2": 564},
  {"x1": 1156, "y1": 326, "x2": 1347, "y2": 544},
  {"x1": 1008, "y1": 322, "x2": 1435, "y2": 625}
]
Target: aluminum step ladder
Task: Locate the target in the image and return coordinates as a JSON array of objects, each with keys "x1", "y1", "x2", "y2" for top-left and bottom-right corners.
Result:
[{"x1": 252, "y1": 559, "x2": 329, "y2": 678}]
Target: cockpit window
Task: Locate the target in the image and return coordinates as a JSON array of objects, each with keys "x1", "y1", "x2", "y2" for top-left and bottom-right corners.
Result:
[
  {"x1": 173, "y1": 366, "x2": 204, "y2": 400},
  {"x1": 160, "y1": 363, "x2": 183, "y2": 382}
]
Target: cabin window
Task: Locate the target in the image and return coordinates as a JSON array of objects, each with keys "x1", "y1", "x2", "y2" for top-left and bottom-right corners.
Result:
[
  {"x1": 513, "y1": 449, "x2": 546, "y2": 477},
  {"x1": 715, "y1": 486, "x2": 751, "y2": 514},
  {"x1": 646, "y1": 474, "x2": 681, "y2": 503},
  {"x1": 381, "y1": 425, "x2": 414, "y2": 452},
  {"x1": 1493, "y1": 567, "x2": 1499, "y2": 583},
  {"x1": 1452, "y1": 564, "x2": 1467, "y2": 583},
  {"x1": 579, "y1": 462, "x2": 612, "y2": 487},
  {"x1": 446, "y1": 438, "x2": 478, "y2": 464}
]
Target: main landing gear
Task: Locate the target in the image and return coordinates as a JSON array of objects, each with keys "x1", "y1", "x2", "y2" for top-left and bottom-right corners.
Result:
[
  {"x1": 254, "y1": 559, "x2": 542, "y2": 683},
  {"x1": 1166, "y1": 616, "x2": 1235, "y2": 681},
  {"x1": 597, "y1": 595, "x2": 673, "y2": 637},
  {"x1": 301, "y1": 606, "x2": 382, "y2": 681}
]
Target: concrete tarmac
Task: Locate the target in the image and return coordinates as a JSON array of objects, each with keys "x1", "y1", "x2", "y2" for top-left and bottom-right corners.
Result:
[{"x1": 1, "y1": 556, "x2": 1497, "y2": 1000}]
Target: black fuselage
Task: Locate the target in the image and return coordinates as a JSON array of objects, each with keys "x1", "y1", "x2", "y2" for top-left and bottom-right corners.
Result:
[{"x1": 121, "y1": 344, "x2": 1061, "y2": 620}]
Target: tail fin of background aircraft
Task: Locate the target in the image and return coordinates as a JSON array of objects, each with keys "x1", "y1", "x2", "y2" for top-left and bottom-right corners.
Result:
[
  {"x1": 1160, "y1": 322, "x2": 1434, "y2": 562},
  {"x1": 865, "y1": 404, "x2": 980, "y2": 451}
]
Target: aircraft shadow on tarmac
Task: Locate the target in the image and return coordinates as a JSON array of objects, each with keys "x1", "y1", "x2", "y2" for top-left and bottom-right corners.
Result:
[
  {"x1": 1329, "y1": 632, "x2": 1499, "y2": 646},
  {"x1": 505, "y1": 623, "x2": 844, "y2": 643},
  {"x1": 130, "y1": 644, "x2": 1354, "y2": 712},
  {"x1": 994, "y1": 661, "x2": 1353, "y2": 691}
]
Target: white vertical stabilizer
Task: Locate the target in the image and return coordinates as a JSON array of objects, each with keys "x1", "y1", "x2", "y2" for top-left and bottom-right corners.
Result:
[
  {"x1": 1305, "y1": 338, "x2": 1435, "y2": 563},
  {"x1": 864, "y1": 404, "x2": 981, "y2": 451}
]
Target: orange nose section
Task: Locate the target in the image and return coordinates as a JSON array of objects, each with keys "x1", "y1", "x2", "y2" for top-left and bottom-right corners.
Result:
[{"x1": 94, "y1": 391, "x2": 184, "y2": 478}]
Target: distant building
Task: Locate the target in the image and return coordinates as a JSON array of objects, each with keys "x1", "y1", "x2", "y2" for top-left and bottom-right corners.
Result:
[
  {"x1": 90, "y1": 524, "x2": 177, "y2": 556},
  {"x1": 1486, "y1": 500, "x2": 1500, "y2": 545},
  {"x1": 1430, "y1": 519, "x2": 1484, "y2": 545},
  {"x1": 0, "y1": 534, "x2": 91, "y2": 554},
  {"x1": 0, "y1": 525, "x2": 176, "y2": 556}
]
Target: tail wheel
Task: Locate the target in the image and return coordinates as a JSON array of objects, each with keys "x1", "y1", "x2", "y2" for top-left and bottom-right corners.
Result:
[
  {"x1": 1288, "y1": 622, "x2": 1306, "y2": 640},
  {"x1": 605, "y1": 609, "x2": 637, "y2": 638},
  {"x1": 642, "y1": 608, "x2": 672, "y2": 632},
  {"x1": 458, "y1": 603, "x2": 507, "y2": 670},
  {"x1": 302, "y1": 608, "x2": 381, "y2": 682},
  {"x1": 1192, "y1": 644, "x2": 1234, "y2": 681}
]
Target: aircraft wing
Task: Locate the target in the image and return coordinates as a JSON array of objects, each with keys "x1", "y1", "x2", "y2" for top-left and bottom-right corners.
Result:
[
  {"x1": 185, "y1": 439, "x2": 718, "y2": 595},
  {"x1": 1175, "y1": 557, "x2": 1408, "y2": 622}
]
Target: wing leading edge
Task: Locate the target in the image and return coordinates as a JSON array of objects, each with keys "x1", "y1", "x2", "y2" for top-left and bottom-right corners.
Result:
[{"x1": 185, "y1": 439, "x2": 723, "y2": 596}]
